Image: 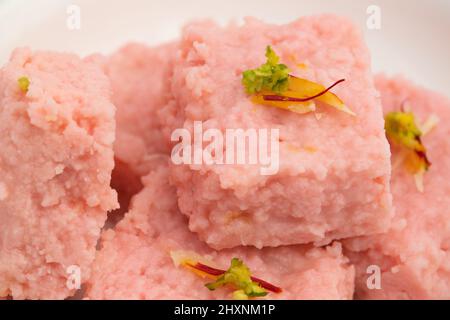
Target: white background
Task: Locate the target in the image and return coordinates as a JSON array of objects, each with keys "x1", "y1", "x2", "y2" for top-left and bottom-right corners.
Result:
[{"x1": 1, "y1": 0, "x2": 449, "y2": 96}]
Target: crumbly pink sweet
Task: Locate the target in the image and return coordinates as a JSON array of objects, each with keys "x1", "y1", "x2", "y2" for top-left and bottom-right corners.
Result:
[
  {"x1": 99, "y1": 43, "x2": 178, "y2": 220},
  {"x1": 344, "y1": 75, "x2": 450, "y2": 299},
  {"x1": 0, "y1": 48, "x2": 118, "y2": 299},
  {"x1": 167, "y1": 16, "x2": 393, "y2": 249},
  {"x1": 87, "y1": 162, "x2": 354, "y2": 300},
  {"x1": 105, "y1": 42, "x2": 177, "y2": 177}
]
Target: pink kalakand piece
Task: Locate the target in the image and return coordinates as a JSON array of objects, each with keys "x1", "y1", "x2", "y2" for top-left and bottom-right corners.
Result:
[
  {"x1": 167, "y1": 16, "x2": 393, "y2": 249},
  {"x1": 101, "y1": 43, "x2": 177, "y2": 218},
  {"x1": 0, "y1": 48, "x2": 118, "y2": 299},
  {"x1": 87, "y1": 162, "x2": 354, "y2": 300},
  {"x1": 344, "y1": 75, "x2": 450, "y2": 299},
  {"x1": 104, "y1": 42, "x2": 177, "y2": 177}
]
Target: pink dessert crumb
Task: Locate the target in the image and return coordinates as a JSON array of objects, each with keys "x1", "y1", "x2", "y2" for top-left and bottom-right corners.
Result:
[
  {"x1": 105, "y1": 42, "x2": 177, "y2": 177},
  {"x1": 344, "y1": 75, "x2": 450, "y2": 299},
  {"x1": 99, "y1": 42, "x2": 178, "y2": 218},
  {"x1": 87, "y1": 162, "x2": 355, "y2": 300},
  {"x1": 0, "y1": 48, "x2": 118, "y2": 299},
  {"x1": 167, "y1": 16, "x2": 393, "y2": 249}
]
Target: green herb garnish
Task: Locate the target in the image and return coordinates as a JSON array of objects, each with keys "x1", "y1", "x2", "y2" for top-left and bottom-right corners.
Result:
[
  {"x1": 385, "y1": 111, "x2": 423, "y2": 151},
  {"x1": 242, "y1": 46, "x2": 290, "y2": 94},
  {"x1": 17, "y1": 76, "x2": 30, "y2": 93},
  {"x1": 205, "y1": 258, "x2": 267, "y2": 299},
  {"x1": 385, "y1": 111, "x2": 430, "y2": 172}
]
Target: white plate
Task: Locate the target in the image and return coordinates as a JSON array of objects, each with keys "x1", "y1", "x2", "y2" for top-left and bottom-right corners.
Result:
[{"x1": 1, "y1": 0, "x2": 449, "y2": 96}]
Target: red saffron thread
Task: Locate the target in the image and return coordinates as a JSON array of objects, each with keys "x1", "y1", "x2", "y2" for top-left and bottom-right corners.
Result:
[{"x1": 262, "y1": 78, "x2": 345, "y2": 102}]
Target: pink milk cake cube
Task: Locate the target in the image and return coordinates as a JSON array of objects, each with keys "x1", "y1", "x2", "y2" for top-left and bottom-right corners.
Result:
[
  {"x1": 104, "y1": 42, "x2": 178, "y2": 177},
  {"x1": 0, "y1": 48, "x2": 118, "y2": 299},
  {"x1": 98, "y1": 42, "x2": 178, "y2": 218},
  {"x1": 87, "y1": 162, "x2": 355, "y2": 300},
  {"x1": 167, "y1": 16, "x2": 393, "y2": 249},
  {"x1": 344, "y1": 75, "x2": 450, "y2": 299}
]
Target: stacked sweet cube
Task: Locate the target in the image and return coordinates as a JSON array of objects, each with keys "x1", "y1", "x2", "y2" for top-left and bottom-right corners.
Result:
[
  {"x1": 0, "y1": 15, "x2": 448, "y2": 300},
  {"x1": 343, "y1": 75, "x2": 450, "y2": 299},
  {"x1": 168, "y1": 17, "x2": 392, "y2": 250},
  {"x1": 0, "y1": 48, "x2": 118, "y2": 299}
]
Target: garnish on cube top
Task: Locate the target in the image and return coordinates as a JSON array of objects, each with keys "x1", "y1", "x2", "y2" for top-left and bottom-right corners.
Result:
[
  {"x1": 17, "y1": 76, "x2": 30, "y2": 93},
  {"x1": 204, "y1": 258, "x2": 268, "y2": 299},
  {"x1": 242, "y1": 46, "x2": 290, "y2": 95},
  {"x1": 242, "y1": 46, "x2": 354, "y2": 116},
  {"x1": 385, "y1": 110, "x2": 434, "y2": 192},
  {"x1": 173, "y1": 252, "x2": 282, "y2": 300}
]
